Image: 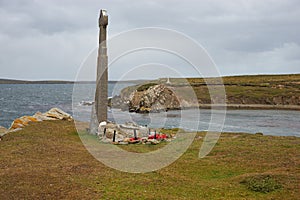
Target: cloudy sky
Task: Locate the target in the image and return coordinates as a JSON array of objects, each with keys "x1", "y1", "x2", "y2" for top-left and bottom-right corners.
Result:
[{"x1": 0, "y1": 0, "x2": 299, "y2": 80}]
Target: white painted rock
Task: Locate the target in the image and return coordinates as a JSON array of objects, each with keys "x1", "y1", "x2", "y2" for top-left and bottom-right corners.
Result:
[{"x1": 99, "y1": 121, "x2": 107, "y2": 127}]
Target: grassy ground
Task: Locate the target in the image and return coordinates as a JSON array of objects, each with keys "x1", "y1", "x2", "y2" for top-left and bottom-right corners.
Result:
[
  {"x1": 0, "y1": 120, "x2": 299, "y2": 199},
  {"x1": 184, "y1": 74, "x2": 300, "y2": 104}
]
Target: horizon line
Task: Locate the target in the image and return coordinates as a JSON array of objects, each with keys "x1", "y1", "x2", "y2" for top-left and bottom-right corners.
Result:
[{"x1": 1, "y1": 72, "x2": 300, "y2": 82}]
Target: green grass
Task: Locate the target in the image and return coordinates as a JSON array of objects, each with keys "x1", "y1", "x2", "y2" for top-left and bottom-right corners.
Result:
[{"x1": 0, "y1": 120, "x2": 299, "y2": 199}]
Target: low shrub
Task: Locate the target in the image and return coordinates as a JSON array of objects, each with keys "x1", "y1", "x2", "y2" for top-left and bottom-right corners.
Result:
[{"x1": 240, "y1": 174, "x2": 282, "y2": 193}]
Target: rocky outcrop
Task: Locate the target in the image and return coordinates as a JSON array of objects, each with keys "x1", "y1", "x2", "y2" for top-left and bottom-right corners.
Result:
[
  {"x1": 9, "y1": 116, "x2": 40, "y2": 130},
  {"x1": 127, "y1": 84, "x2": 180, "y2": 113},
  {"x1": 0, "y1": 126, "x2": 8, "y2": 137},
  {"x1": 35, "y1": 108, "x2": 72, "y2": 120},
  {"x1": 109, "y1": 95, "x2": 129, "y2": 111},
  {"x1": 9, "y1": 108, "x2": 72, "y2": 131},
  {"x1": 110, "y1": 84, "x2": 199, "y2": 112}
]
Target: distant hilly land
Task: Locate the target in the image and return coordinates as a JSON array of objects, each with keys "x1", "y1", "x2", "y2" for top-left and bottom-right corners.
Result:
[
  {"x1": 0, "y1": 79, "x2": 145, "y2": 84},
  {"x1": 0, "y1": 79, "x2": 74, "y2": 84},
  {"x1": 1, "y1": 74, "x2": 299, "y2": 85}
]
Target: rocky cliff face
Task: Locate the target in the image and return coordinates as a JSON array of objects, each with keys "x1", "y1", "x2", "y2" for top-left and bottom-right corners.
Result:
[
  {"x1": 110, "y1": 84, "x2": 182, "y2": 113},
  {"x1": 128, "y1": 84, "x2": 180, "y2": 113}
]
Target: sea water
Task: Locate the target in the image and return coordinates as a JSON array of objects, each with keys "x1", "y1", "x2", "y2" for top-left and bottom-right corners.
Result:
[{"x1": 0, "y1": 83, "x2": 299, "y2": 137}]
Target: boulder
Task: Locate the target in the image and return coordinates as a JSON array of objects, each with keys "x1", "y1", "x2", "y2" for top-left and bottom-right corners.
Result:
[
  {"x1": 33, "y1": 108, "x2": 72, "y2": 121},
  {"x1": 43, "y1": 108, "x2": 72, "y2": 120},
  {"x1": 0, "y1": 126, "x2": 8, "y2": 136},
  {"x1": 33, "y1": 112, "x2": 56, "y2": 121},
  {"x1": 10, "y1": 116, "x2": 39, "y2": 130},
  {"x1": 9, "y1": 108, "x2": 72, "y2": 131}
]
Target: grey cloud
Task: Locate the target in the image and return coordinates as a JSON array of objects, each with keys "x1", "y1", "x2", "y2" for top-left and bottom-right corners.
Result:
[
  {"x1": 0, "y1": 0, "x2": 299, "y2": 80},
  {"x1": 0, "y1": 0, "x2": 99, "y2": 37}
]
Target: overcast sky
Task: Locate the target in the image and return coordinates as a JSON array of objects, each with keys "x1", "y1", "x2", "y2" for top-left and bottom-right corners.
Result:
[{"x1": 0, "y1": 0, "x2": 299, "y2": 80}]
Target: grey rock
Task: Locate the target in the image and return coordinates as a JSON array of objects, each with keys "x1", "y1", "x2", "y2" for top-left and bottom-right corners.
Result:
[
  {"x1": 33, "y1": 108, "x2": 72, "y2": 121},
  {"x1": 131, "y1": 84, "x2": 180, "y2": 113}
]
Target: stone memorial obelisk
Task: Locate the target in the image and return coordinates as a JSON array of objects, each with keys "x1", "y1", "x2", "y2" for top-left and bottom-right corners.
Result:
[
  {"x1": 90, "y1": 9, "x2": 108, "y2": 134},
  {"x1": 96, "y1": 9, "x2": 108, "y2": 123}
]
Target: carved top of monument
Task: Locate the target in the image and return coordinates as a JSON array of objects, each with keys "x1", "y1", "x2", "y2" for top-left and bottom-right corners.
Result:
[{"x1": 99, "y1": 9, "x2": 108, "y2": 27}]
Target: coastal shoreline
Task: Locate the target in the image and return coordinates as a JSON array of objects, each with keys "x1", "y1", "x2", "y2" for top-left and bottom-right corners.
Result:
[
  {"x1": 122, "y1": 104, "x2": 300, "y2": 112},
  {"x1": 198, "y1": 104, "x2": 300, "y2": 111}
]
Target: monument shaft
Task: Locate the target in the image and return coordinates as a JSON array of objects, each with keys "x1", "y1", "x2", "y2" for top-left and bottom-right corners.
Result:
[{"x1": 95, "y1": 9, "x2": 108, "y2": 123}]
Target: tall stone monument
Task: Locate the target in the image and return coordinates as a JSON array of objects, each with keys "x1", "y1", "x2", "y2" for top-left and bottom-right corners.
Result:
[
  {"x1": 90, "y1": 9, "x2": 108, "y2": 134},
  {"x1": 95, "y1": 9, "x2": 108, "y2": 123}
]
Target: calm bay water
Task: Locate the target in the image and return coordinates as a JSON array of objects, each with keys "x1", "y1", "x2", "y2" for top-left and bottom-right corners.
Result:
[{"x1": 0, "y1": 84, "x2": 299, "y2": 137}]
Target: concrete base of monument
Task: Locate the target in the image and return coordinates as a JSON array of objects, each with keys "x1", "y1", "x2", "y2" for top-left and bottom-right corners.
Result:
[{"x1": 97, "y1": 121, "x2": 171, "y2": 145}]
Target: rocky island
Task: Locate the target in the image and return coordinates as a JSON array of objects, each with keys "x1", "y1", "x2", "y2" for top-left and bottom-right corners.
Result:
[{"x1": 110, "y1": 74, "x2": 300, "y2": 112}]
